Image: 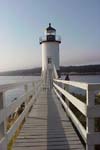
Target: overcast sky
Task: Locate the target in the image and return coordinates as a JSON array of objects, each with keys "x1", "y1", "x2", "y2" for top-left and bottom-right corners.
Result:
[{"x1": 0, "y1": 0, "x2": 100, "y2": 71}]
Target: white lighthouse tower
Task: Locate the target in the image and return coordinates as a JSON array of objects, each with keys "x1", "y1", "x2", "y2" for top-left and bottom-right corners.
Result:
[{"x1": 39, "y1": 23, "x2": 61, "y2": 75}]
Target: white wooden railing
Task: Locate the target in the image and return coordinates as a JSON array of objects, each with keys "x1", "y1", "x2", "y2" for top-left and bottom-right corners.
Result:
[
  {"x1": 0, "y1": 79, "x2": 42, "y2": 150},
  {"x1": 0, "y1": 67, "x2": 100, "y2": 150},
  {"x1": 53, "y1": 79, "x2": 100, "y2": 150}
]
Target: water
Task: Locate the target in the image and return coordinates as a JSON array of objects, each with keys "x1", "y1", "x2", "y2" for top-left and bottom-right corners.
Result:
[
  {"x1": 0, "y1": 76, "x2": 40, "y2": 106},
  {"x1": 70, "y1": 75, "x2": 100, "y2": 83},
  {"x1": 0, "y1": 76, "x2": 40, "y2": 84},
  {"x1": 61, "y1": 75, "x2": 100, "y2": 83},
  {"x1": 0, "y1": 75, "x2": 100, "y2": 106},
  {"x1": 62, "y1": 75, "x2": 100, "y2": 95}
]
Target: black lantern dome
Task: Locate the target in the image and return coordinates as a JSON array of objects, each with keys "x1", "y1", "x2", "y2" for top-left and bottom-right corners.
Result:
[
  {"x1": 39, "y1": 23, "x2": 61, "y2": 44},
  {"x1": 46, "y1": 23, "x2": 56, "y2": 32},
  {"x1": 45, "y1": 23, "x2": 56, "y2": 41}
]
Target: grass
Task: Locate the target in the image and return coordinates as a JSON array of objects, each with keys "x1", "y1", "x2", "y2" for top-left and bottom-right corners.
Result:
[
  {"x1": 8, "y1": 119, "x2": 25, "y2": 150},
  {"x1": 7, "y1": 103, "x2": 25, "y2": 150},
  {"x1": 7, "y1": 95, "x2": 33, "y2": 150}
]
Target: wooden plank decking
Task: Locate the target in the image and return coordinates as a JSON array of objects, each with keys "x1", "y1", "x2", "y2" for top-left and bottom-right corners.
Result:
[{"x1": 13, "y1": 87, "x2": 85, "y2": 150}]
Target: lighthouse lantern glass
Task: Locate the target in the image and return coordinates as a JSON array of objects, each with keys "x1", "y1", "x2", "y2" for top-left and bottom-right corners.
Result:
[{"x1": 45, "y1": 30, "x2": 56, "y2": 36}]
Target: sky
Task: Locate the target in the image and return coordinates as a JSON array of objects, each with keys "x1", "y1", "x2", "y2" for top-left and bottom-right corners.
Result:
[{"x1": 0, "y1": 0, "x2": 100, "y2": 71}]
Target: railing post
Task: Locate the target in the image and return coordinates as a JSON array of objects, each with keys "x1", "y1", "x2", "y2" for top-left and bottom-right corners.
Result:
[
  {"x1": 64, "y1": 83, "x2": 70, "y2": 107},
  {"x1": 24, "y1": 84, "x2": 29, "y2": 119},
  {"x1": 86, "y1": 85, "x2": 95, "y2": 150},
  {"x1": 34, "y1": 81, "x2": 39, "y2": 99},
  {"x1": 24, "y1": 84, "x2": 28, "y2": 104},
  {"x1": 32, "y1": 82, "x2": 35, "y2": 95},
  {"x1": 0, "y1": 92, "x2": 7, "y2": 150}
]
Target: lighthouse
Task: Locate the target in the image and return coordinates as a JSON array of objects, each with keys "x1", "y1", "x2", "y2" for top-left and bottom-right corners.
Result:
[{"x1": 39, "y1": 23, "x2": 61, "y2": 75}]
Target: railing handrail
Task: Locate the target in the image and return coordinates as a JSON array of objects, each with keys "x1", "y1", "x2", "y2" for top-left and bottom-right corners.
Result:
[
  {"x1": 52, "y1": 64, "x2": 58, "y2": 79},
  {"x1": 0, "y1": 79, "x2": 41, "y2": 92},
  {"x1": 54, "y1": 79, "x2": 100, "y2": 90},
  {"x1": 0, "y1": 78, "x2": 42, "y2": 150},
  {"x1": 54, "y1": 79, "x2": 88, "y2": 90},
  {"x1": 53, "y1": 82, "x2": 86, "y2": 116},
  {"x1": 53, "y1": 78, "x2": 100, "y2": 150}
]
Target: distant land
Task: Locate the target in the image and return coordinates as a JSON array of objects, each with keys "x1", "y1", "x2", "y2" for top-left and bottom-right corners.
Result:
[
  {"x1": 0, "y1": 64, "x2": 100, "y2": 76},
  {"x1": 60, "y1": 64, "x2": 100, "y2": 75}
]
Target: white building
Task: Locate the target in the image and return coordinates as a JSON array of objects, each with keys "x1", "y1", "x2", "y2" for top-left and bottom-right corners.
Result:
[{"x1": 39, "y1": 23, "x2": 61, "y2": 75}]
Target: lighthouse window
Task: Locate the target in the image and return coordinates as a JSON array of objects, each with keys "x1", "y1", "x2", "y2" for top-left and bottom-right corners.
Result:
[{"x1": 48, "y1": 58, "x2": 52, "y2": 64}]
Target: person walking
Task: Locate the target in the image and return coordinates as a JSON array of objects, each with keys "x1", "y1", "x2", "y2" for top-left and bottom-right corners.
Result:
[{"x1": 65, "y1": 74, "x2": 69, "y2": 81}]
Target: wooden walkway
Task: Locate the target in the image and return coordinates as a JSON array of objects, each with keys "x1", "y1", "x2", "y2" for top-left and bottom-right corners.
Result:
[{"x1": 13, "y1": 87, "x2": 85, "y2": 150}]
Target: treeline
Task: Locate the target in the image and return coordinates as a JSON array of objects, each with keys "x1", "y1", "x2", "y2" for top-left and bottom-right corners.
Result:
[
  {"x1": 0, "y1": 64, "x2": 100, "y2": 76},
  {"x1": 60, "y1": 64, "x2": 100, "y2": 75},
  {"x1": 0, "y1": 68, "x2": 41, "y2": 76}
]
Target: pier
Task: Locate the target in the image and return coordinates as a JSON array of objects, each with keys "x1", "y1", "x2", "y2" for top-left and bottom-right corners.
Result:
[{"x1": 0, "y1": 67, "x2": 100, "y2": 150}]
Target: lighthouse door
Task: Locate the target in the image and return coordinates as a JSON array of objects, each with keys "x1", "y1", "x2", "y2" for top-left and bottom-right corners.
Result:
[
  {"x1": 48, "y1": 57, "x2": 52, "y2": 64},
  {"x1": 47, "y1": 57, "x2": 52, "y2": 70},
  {"x1": 47, "y1": 57, "x2": 53, "y2": 89}
]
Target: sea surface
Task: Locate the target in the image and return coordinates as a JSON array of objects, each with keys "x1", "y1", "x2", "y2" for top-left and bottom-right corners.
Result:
[
  {"x1": 62, "y1": 75, "x2": 100, "y2": 96},
  {"x1": 69, "y1": 75, "x2": 100, "y2": 83},
  {"x1": 0, "y1": 76, "x2": 40, "y2": 106},
  {"x1": 0, "y1": 75, "x2": 100, "y2": 106}
]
